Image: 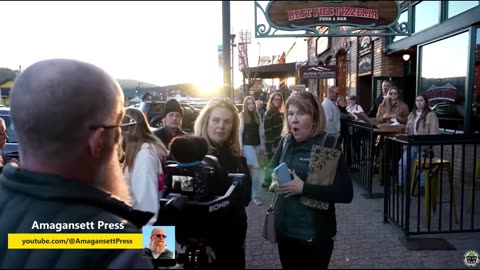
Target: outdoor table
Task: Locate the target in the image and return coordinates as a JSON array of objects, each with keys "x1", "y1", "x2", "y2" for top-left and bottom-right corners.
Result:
[{"x1": 345, "y1": 120, "x2": 405, "y2": 199}]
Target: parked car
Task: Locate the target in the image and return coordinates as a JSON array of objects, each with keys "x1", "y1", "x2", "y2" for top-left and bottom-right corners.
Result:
[
  {"x1": 137, "y1": 100, "x2": 199, "y2": 131},
  {"x1": 0, "y1": 107, "x2": 19, "y2": 163},
  {"x1": 128, "y1": 103, "x2": 141, "y2": 108}
]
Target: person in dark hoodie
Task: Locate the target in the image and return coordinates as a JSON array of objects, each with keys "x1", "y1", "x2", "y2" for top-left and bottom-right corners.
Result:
[
  {"x1": 154, "y1": 99, "x2": 187, "y2": 147},
  {"x1": 0, "y1": 58, "x2": 153, "y2": 269}
]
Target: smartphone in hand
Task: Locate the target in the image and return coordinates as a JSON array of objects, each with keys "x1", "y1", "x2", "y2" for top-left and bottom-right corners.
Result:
[{"x1": 273, "y1": 162, "x2": 292, "y2": 184}]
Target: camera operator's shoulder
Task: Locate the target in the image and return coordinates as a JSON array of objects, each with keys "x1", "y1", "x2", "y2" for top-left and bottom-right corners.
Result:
[
  {"x1": 89, "y1": 206, "x2": 154, "y2": 232},
  {"x1": 106, "y1": 250, "x2": 154, "y2": 269}
]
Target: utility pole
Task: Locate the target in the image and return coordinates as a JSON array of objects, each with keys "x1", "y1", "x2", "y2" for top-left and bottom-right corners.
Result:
[
  {"x1": 222, "y1": 1, "x2": 231, "y2": 98},
  {"x1": 231, "y1": 34, "x2": 236, "y2": 100}
]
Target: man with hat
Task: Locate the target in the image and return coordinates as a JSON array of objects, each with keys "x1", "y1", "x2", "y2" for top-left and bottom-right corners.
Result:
[{"x1": 154, "y1": 99, "x2": 187, "y2": 148}]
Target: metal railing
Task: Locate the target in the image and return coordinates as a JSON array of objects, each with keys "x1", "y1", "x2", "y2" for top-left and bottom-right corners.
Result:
[
  {"x1": 384, "y1": 134, "x2": 480, "y2": 236},
  {"x1": 344, "y1": 120, "x2": 381, "y2": 198}
]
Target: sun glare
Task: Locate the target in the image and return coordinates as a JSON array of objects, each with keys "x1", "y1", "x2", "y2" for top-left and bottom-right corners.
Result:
[{"x1": 194, "y1": 72, "x2": 223, "y2": 97}]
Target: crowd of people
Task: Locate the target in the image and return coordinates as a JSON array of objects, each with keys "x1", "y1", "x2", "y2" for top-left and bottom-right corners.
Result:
[{"x1": 0, "y1": 58, "x2": 441, "y2": 269}]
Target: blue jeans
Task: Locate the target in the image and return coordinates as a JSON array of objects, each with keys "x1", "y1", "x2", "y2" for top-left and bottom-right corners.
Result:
[
  {"x1": 243, "y1": 145, "x2": 262, "y2": 200},
  {"x1": 398, "y1": 147, "x2": 425, "y2": 187}
]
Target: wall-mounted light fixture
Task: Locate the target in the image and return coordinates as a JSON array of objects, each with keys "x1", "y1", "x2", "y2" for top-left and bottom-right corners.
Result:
[{"x1": 402, "y1": 54, "x2": 410, "y2": 61}]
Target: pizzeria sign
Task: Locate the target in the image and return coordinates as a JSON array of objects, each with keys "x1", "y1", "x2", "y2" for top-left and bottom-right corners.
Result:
[{"x1": 255, "y1": 1, "x2": 411, "y2": 38}]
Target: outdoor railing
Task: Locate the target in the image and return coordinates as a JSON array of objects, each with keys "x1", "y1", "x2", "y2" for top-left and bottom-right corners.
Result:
[
  {"x1": 344, "y1": 120, "x2": 404, "y2": 199},
  {"x1": 383, "y1": 134, "x2": 480, "y2": 236},
  {"x1": 344, "y1": 120, "x2": 377, "y2": 197}
]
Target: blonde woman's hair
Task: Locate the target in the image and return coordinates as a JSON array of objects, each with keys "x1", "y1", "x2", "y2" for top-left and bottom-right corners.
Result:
[
  {"x1": 193, "y1": 99, "x2": 241, "y2": 156},
  {"x1": 385, "y1": 86, "x2": 402, "y2": 116},
  {"x1": 241, "y1": 96, "x2": 260, "y2": 124},
  {"x1": 122, "y1": 107, "x2": 168, "y2": 172},
  {"x1": 266, "y1": 92, "x2": 285, "y2": 113},
  {"x1": 282, "y1": 92, "x2": 326, "y2": 137}
]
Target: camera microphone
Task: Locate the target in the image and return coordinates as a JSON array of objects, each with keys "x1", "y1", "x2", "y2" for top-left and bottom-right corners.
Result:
[{"x1": 169, "y1": 135, "x2": 208, "y2": 166}]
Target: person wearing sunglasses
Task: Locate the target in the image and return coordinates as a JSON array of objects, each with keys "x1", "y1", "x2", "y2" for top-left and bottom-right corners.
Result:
[
  {"x1": 269, "y1": 91, "x2": 353, "y2": 269},
  {"x1": 376, "y1": 86, "x2": 409, "y2": 125},
  {"x1": 0, "y1": 59, "x2": 154, "y2": 269},
  {"x1": 374, "y1": 86, "x2": 410, "y2": 186},
  {"x1": 143, "y1": 227, "x2": 174, "y2": 259},
  {"x1": 194, "y1": 98, "x2": 252, "y2": 269},
  {"x1": 322, "y1": 86, "x2": 341, "y2": 136},
  {"x1": 122, "y1": 107, "x2": 169, "y2": 226}
]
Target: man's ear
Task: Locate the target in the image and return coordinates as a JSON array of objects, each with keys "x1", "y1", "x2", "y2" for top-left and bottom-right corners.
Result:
[{"x1": 88, "y1": 128, "x2": 105, "y2": 159}]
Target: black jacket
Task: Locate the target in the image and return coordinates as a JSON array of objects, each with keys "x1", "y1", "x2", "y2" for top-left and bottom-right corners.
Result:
[
  {"x1": 142, "y1": 248, "x2": 174, "y2": 259},
  {"x1": 154, "y1": 127, "x2": 187, "y2": 148},
  {"x1": 159, "y1": 145, "x2": 251, "y2": 268},
  {"x1": 0, "y1": 164, "x2": 153, "y2": 269},
  {"x1": 367, "y1": 95, "x2": 385, "y2": 117},
  {"x1": 208, "y1": 145, "x2": 251, "y2": 269},
  {"x1": 270, "y1": 133, "x2": 354, "y2": 240}
]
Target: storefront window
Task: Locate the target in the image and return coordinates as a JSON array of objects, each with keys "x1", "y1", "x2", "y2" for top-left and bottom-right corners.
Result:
[
  {"x1": 472, "y1": 28, "x2": 480, "y2": 132},
  {"x1": 414, "y1": 1, "x2": 440, "y2": 33},
  {"x1": 448, "y1": 1, "x2": 479, "y2": 18},
  {"x1": 420, "y1": 31, "x2": 469, "y2": 131}
]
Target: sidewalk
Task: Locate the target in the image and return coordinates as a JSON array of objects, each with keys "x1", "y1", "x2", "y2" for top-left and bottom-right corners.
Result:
[{"x1": 245, "y1": 181, "x2": 480, "y2": 269}]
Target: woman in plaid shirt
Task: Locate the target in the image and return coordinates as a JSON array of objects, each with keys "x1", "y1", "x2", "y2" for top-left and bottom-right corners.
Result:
[{"x1": 262, "y1": 92, "x2": 284, "y2": 188}]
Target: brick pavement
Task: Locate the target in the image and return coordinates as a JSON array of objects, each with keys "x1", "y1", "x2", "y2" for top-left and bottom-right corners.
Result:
[{"x1": 245, "y1": 180, "x2": 480, "y2": 269}]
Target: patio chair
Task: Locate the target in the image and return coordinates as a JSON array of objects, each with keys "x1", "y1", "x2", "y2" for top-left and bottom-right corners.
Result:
[{"x1": 410, "y1": 158, "x2": 459, "y2": 225}]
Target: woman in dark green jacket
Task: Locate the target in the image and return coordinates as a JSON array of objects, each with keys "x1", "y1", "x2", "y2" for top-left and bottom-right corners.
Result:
[{"x1": 269, "y1": 92, "x2": 354, "y2": 270}]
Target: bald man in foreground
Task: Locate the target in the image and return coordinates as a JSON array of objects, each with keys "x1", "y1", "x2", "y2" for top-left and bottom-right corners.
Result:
[{"x1": 0, "y1": 59, "x2": 154, "y2": 269}]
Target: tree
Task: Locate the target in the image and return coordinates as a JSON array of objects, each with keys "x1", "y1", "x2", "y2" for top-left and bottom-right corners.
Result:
[{"x1": 0, "y1": 68, "x2": 18, "y2": 81}]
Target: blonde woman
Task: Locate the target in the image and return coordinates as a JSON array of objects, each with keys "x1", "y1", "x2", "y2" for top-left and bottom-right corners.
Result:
[
  {"x1": 239, "y1": 96, "x2": 265, "y2": 206},
  {"x1": 376, "y1": 86, "x2": 409, "y2": 125},
  {"x1": 194, "y1": 98, "x2": 252, "y2": 269},
  {"x1": 122, "y1": 107, "x2": 168, "y2": 226},
  {"x1": 375, "y1": 86, "x2": 409, "y2": 185}
]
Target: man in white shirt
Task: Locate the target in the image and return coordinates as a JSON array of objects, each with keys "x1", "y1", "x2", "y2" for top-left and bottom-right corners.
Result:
[
  {"x1": 322, "y1": 86, "x2": 341, "y2": 135},
  {"x1": 346, "y1": 95, "x2": 365, "y2": 120}
]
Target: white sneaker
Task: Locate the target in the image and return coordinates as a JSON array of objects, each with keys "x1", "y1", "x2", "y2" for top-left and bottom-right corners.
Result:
[{"x1": 252, "y1": 198, "x2": 263, "y2": 206}]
